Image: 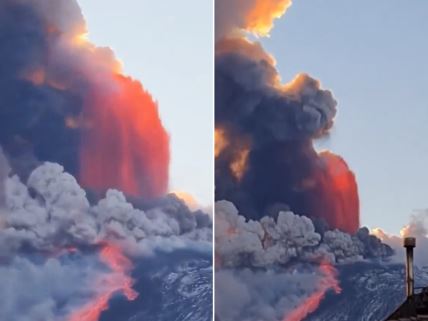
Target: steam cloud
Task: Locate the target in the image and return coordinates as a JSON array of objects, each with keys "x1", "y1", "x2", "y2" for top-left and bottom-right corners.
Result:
[{"x1": 0, "y1": 0, "x2": 169, "y2": 199}]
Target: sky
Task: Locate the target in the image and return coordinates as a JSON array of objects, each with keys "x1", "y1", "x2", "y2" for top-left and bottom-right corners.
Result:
[
  {"x1": 262, "y1": 0, "x2": 428, "y2": 234},
  {"x1": 78, "y1": 0, "x2": 213, "y2": 206}
]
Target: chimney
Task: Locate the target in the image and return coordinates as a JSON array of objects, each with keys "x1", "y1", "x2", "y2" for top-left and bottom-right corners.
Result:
[{"x1": 403, "y1": 237, "x2": 416, "y2": 298}]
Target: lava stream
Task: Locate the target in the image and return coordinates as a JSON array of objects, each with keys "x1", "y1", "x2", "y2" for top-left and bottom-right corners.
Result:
[
  {"x1": 67, "y1": 244, "x2": 138, "y2": 321},
  {"x1": 285, "y1": 262, "x2": 341, "y2": 321}
]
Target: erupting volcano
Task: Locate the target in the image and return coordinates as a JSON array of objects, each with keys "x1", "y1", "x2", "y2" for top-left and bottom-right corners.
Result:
[
  {"x1": 0, "y1": 1, "x2": 217, "y2": 321},
  {"x1": 215, "y1": 0, "x2": 363, "y2": 320}
]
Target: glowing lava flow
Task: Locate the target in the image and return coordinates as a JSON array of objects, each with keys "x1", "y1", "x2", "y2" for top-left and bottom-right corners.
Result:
[
  {"x1": 285, "y1": 262, "x2": 341, "y2": 321},
  {"x1": 67, "y1": 244, "x2": 138, "y2": 321}
]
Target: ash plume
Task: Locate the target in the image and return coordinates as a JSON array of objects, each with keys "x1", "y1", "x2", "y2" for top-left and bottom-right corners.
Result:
[
  {"x1": 216, "y1": 201, "x2": 391, "y2": 270},
  {"x1": 0, "y1": 0, "x2": 169, "y2": 199},
  {"x1": 215, "y1": 37, "x2": 359, "y2": 233}
]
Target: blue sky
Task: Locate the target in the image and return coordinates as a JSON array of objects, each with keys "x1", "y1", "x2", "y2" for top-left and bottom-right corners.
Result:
[
  {"x1": 78, "y1": 0, "x2": 213, "y2": 205},
  {"x1": 262, "y1": 0, "x2": 428, "y2": 233}
]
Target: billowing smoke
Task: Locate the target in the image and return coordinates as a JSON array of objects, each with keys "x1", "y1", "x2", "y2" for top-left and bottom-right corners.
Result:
[
  {"x1": 215, "y1": 201, "x2": 391, "y2": 321},
  {"x1": 215, "y1": 38, "x2": 359, "y2": 233},
  {"x1": 0, "y1": 0, "x2": 169, "y2": 199},
  {"x1": 0, "y1": 159, "x2": 211, "y2": 320},
  {"x1": 0, "y1": 160, "x2": 211, "y2": 258},
  {"x1": 216, "y1": 201, "x2": 391, "y2": 269}
]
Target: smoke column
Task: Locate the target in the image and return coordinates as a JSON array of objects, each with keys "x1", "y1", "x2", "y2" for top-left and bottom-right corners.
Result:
[
  {"x1": 0, "y1": 0, "x2": 169, "y2": 199},
  {"x1": 215, "y1": 1, "x2": 359, "y2": 234}
]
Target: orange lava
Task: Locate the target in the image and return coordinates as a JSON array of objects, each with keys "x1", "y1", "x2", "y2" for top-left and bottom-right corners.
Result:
[
  {"x1": 67, "y1": 244, "x2": 138, "y2": 321},
  {"x1": 307, "y1": 151, "x2": 359, "y2": 234},
  {"x1": 285, "y1": 262, "x2": 341, "y2": 321},
  {"x1": 79, "y1": 73, "x2": 169, "y2": 198}
]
